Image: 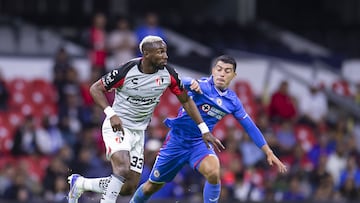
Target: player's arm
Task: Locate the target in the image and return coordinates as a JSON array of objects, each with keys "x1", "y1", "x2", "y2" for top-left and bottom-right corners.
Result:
[
  {"x1": 90, "y1": 70, "x2": 124, "y2": 134},
  {"x1": 177, "y1": 91, "x2": 224, "y2": 152},
  {"x1": 236, "y1": 113, "x2": 287, "y2": 173},
  {"x1": 182, "y1": 76, "x2": 202, "y2": 94}
]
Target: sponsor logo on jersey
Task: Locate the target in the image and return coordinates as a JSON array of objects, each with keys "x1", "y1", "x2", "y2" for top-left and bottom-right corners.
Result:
[
  {"x1": 201, "y1": 104, "x2": 226, "y2": 120},
  {"x1": 126, "y1": 96, "x2": 157, "y2": 105}
]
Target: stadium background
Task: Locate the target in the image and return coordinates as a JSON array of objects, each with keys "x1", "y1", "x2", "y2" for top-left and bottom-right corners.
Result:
[{"x1": 0, "y1": 0, "x2": 360, "y2": 202}]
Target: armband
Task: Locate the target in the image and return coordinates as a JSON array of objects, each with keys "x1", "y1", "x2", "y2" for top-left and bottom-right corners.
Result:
[{"x1": 198, "y1": 122, "x2": 210, "y2": 134}]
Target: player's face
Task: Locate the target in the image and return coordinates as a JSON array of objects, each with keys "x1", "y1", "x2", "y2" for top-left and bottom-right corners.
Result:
[
  {"x1": 148, "y1": 41, "x2": 168, "y2": 69},
  {"x1": 212, "y1": 61, "x2": 236, "y2": 90}
]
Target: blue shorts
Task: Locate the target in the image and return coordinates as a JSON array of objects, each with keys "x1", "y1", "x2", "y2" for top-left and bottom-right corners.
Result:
[{"x1": 149, "y1": 130, "x2": 216, "y2": 183}]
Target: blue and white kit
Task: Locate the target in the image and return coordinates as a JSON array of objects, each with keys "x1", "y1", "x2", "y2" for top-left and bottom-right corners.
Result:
[{"x1": 149, "y1": 76, "x2": 267, "y2": 183}]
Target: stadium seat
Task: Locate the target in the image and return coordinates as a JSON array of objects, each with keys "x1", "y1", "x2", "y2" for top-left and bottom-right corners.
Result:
[
  {"x1": 294, "y1": 124, "x2": 316, "y2": 153},
  {"x1": 332, "y1": 79, "x2": 353, "y2": 97},
  {"x1": 0, "y1": 122, "x2": 14, "y2": 155}
]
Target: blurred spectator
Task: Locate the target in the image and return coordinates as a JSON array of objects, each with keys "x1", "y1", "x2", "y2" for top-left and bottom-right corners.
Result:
[
  {"x1": 355, "y1": 82, "x2": 360, "y2": 105},
  {"x1": 35, "y1": 116, "x2": 65, "y2": 156},
  {"x1": 339, "y1": 177, "x2": 359, "y2": 201},
  {"x1": 85, "y1": 12, "x2": 108, "y2": 74},
  {"x1": 275, "y1": 121, "x2": 296, "y2": 156},
  {"x1": 268, "y1": 80, "x2": 297, "y2": 123},
  {"x1": 107, "y1": 16, "x2": 137, "y2": 67},
  {"x1": 298, "y1": 82, "x2": 328, "y2": 130},
  {"x1": 353, "y1": 119, "x2": 360, "y2": 153},
  {"x1": 2, "y1": 172, "x2": 34, "y2": 202},
  {"x1": 288, "y1": 144, "x2": 314, "y2": 175},
  {"x1": 338, "y1": 155, "x2": 360, "y2": 189},
  {"x1": 0, "y1": 69, "x2": 9, "y2": 111},
  {"x1": 11, "y1": 115, "x2": 52, "y2": 156},
  {"x1": 42, "y1": 156, "x2": 69, "y2": 202},
  {"x1": 52, "y1": 47, "x2": 72, "y2": 89},
  {"x1": 135, "y1": 12, "x2": 166, "y2": 54},
  {"x1": 218, "y1": 134, "x2": 243, "y2": 188},
  {"x1": 56, "y1": 67, "x2": 81, "y2": 105},
  {"x1": 239, "y1": 132, "x2": 265, "y2": 168},
  {"x1": 312, "y1": 174, "x2": 339, "y2": 202},
  {"x1": 307, "y1": 134, "x2": 334, "y2": 167},
  {"x1": 80, "y1": 67, "x2": 102, "y2": 108},
  {"x1": 282, "y1": 175, "x2": 306, "y2": 201},
  {"x1": 325, "y1": 141, "x2": 347, "y2": 187},
  {"x1": 309, "y1": 154, "x2": 332, "y2": 194}
]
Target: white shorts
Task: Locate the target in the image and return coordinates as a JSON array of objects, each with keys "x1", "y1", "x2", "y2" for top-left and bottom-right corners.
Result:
[{"x1": 102, "y1": 117, "x2": 145, "y2": 173}]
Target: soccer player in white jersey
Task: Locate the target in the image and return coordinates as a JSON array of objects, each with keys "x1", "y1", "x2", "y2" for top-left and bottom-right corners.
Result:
[
  {"x1": 67, "y1": 35, "x2": 224, "y2": 203},
  {"x1": 130, "y1": 55, "x2": 287, "y2": 203}
]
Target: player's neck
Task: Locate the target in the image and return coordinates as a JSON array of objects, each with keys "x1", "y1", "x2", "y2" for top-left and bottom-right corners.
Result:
[{"x1": 140, "y1": 61, "x2": 157, "y2": 74}]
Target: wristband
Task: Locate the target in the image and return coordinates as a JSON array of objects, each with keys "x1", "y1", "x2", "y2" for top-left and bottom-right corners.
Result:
[
  {"x1": 104, "y1": 106, "x2": 116, "y2": 118},
  {"x1": 198, "y1": 122, "x2": 210, "y2": 134}
]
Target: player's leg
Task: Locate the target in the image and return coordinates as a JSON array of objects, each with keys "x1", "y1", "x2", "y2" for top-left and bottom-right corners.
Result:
[
  {"x1": 198, "y1": 155, "x2": 221, "y2": 203},
  {"x1": 101, "y1": 128, "x2": 145, "y2": 202},
  {"x1": 67, "y1": 119, "x2": 140, "y2": 203},
  {"x1": 130, "y1": 131, "x2": 188, "y2": 202},
  {"x1": 190, "y1": 142, "x2": 221, "y2": 203},
  {"x1": 119, "y1": 170, "x2": 141, "y2": 195},
  {"x1": 130, "y1": 180, "x2": 164, "y2": 203}
]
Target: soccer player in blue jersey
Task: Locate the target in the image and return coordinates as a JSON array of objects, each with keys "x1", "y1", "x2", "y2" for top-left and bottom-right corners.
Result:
[{"x1": 130, "y1": 55, "x2": 287, "y2": 203}]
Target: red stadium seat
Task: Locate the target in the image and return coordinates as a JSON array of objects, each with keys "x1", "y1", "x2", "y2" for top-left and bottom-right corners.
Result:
[
  {"x1": 332, "y1": 79, "x2": 353, "y2": 97},
  {"x1": 0, "y1": 122, "x2": 14, "y2": 154},
  {"x1": 294, "y1": 124, "x2": 316, "y2": 152}
]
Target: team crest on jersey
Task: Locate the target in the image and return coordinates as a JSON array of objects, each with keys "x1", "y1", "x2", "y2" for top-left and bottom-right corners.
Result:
[
  {"x1": 154, "y1": 169, "x2": 160, "y2": 178},
  {"x1": 216, "y1": 98, "x2": 222, "y2": 106},
  {"x1": 155, "y1": 77, "x2": 164, "y2": 86}
]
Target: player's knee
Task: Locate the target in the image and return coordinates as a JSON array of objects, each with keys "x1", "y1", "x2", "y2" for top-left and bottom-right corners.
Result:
[
  {"x1": 120, "y1": 183, "x2": 136, "y2": 196},
  {"x1": 143, "y1": 181, "x2": 164, "y2": 195},
  {"x1": 112, "y1": 165, "x2": 131, "y2": 179},
  {"x1": 204, "y1": 167, "x2": 220, "y2": 183}
]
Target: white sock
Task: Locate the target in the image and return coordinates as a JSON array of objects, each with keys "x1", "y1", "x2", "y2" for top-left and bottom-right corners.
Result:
[
  {"x1": 100, "y1": 174, "x2": 125, "y2": 203},
  {"x1": 80, "y1": 176, "x2": 111, "y2": 193}
]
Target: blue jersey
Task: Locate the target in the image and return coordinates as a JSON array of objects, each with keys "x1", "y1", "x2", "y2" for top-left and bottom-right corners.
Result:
[
  {"x1": 148, "y1": 76, "x2": 267, "y2": 184},
  {"x1": 164, "y1": 76, "x2": 266, "y2": 148}
]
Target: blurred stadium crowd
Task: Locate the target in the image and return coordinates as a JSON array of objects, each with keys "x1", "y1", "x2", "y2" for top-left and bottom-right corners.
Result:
[{"x1": 0, "y1": 2, "x2": 360, "y2": 203}]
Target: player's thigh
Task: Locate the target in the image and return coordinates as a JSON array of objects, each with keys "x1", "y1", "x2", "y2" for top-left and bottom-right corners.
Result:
[
  {"x1": 189, "y1": 140, "x2": 219, "y2": 172},
  {"x1": 102, "y1": 118, "x2": 133, "y2": 160},
  {"x1": 149, "y1": 144, "x2": 188, "y2": 183},
  {"x1": 197, "y1": 154, "x2": 220, "y2": 176}
]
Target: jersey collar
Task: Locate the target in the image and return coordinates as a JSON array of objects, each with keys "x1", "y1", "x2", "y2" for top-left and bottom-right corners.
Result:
[{"x1": 210, "y1": 76, "x2": 228, "y2": 96}]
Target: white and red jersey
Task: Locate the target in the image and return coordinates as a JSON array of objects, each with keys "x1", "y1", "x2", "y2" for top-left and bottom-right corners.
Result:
[{"x1": 101, "y1": 58, "x2": 185, "y2": 130}]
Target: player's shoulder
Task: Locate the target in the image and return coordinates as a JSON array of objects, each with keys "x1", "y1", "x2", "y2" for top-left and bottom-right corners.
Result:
[
  {"x1": 123, "y1": 57, "x2": 141, "y2": 68},
  {"x1": 225, "y1": 88, "x2": 242, "y2": 104}
]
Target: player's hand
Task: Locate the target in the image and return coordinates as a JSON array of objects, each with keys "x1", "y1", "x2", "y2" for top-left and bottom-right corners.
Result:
[
  {"x1": 266, "y1": 151, "x2": 287, "y2": 173},
  {"x1": 202, "y1": 132, "x2": 225, "y2": 152},
  {"x1": 110, "y1": 115, "x2": 125, "y2": 135},
  {"x1": 190, "y1": 80, "x2": 203, "y2": 94}
]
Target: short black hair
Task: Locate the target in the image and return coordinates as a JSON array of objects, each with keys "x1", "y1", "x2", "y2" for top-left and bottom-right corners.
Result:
[{"x1": 213, "y1": 55, "x2": 237, "y2": 71}]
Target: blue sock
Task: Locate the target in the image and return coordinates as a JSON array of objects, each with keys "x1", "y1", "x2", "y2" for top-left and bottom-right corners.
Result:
[
  {"x1": 203, "y1": 181, "x2": 220, "y2": 203},
  {"x1": 130, "y1": 184, "x2": 151, "y2": 203}
]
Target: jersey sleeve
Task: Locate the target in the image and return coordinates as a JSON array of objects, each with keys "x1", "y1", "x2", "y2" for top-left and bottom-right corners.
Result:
[
  {"x1": 181, "y1": 76, "x2": 194, "y2": 91},
  {"x1": 165, "y1": 66, "x2": 185, "y2": 96},
  {"x1": 233, "y1": 97, "x2": 267, "y2": 148},
  {"x1": 101, "y1": 61, "x2": 134, "y2": 91}
]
